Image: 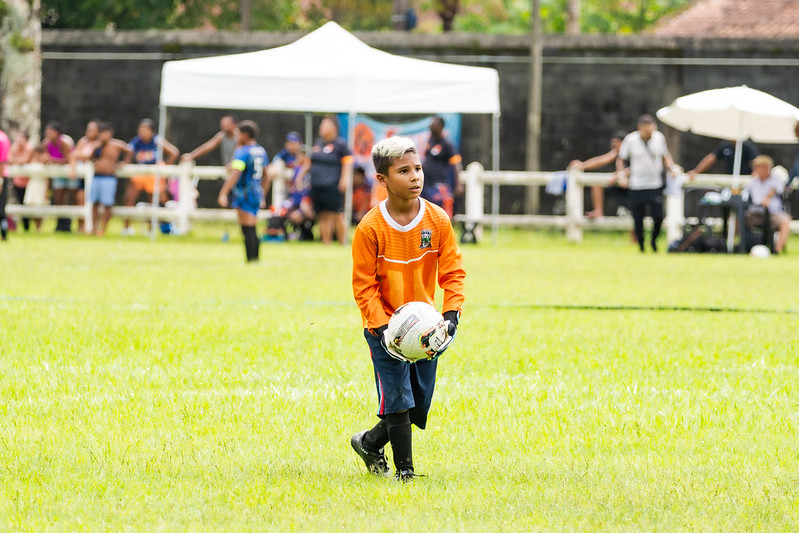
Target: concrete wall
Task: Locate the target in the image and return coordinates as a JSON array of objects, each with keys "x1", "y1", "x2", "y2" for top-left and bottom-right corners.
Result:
[{"x1": 39, "y1": 29, "x2": 799, "y2": 212}]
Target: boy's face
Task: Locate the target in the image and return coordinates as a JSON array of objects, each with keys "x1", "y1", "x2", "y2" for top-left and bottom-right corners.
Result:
[
  {"x1": 285, "y1": 139, "x2": 301, "y2": 154},
  {"x1": 138, "y1": 124, "x2": 154, "y2": 141},
  {"x1": 86, "y1": 122, "x2": 99, "y2": 139},
  {"x1": 99, "y1": 129, "x2": 113, "y2": 142},
  {"x1": 377, "y1": 151, "x2": 423, "y2": 201},
  {"x1": 753, "y1": 163, "x2": 771, "y2": 180}
]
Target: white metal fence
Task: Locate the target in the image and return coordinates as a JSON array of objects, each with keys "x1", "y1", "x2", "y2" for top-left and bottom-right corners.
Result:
[
  {"x1": 6, "y1": 160, "x2": 798, "y2": 243},
  {"x1": 5, "y1": 162, "x2": 287, "y2": 235},
  {"x1": 456, "y1": 162, "x2": 799, "y2": 244}
]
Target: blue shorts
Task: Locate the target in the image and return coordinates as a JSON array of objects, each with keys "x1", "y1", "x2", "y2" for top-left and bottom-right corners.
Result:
[
  {"x1": 364, "y1": 329, "x2": 438, "y2": 429},
  {"x1": 52, "y1": 177, "x2": 81, "y2": 191},
  {"x1": 231, "y1": 186, "x2": 262, "y2": 216},
  {"x1": 231, "y1": 198, "x2": 260, "y2": 216},
  {"x1": 90, "y1": 176, "x2": 117, "y2": 206}
]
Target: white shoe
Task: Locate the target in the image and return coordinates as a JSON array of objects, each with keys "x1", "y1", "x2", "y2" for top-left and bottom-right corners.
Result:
[{"x1": 120, "y1": 227, "x2": 136, "y2": 236}]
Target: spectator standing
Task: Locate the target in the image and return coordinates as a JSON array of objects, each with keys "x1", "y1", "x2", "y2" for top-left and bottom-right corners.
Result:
[
  {"x1": 69, "y1": 119, "x2": 101, "y2": 233},
  {"x1": 421, "y1": 116, "x2": 462, "y2": 218},
  {"x1": 569, "y1": 131, "x2": 627, "y2": 219},
  {"x1": 303, "y1": 116, "x2": 353, "y2": 245},
  {"x1": 217, "y1": 120, "x2": 267, "y2": 263},
  {"x1": 43, "y1": 121, "x2": 75, "y2": 232},
  {"x1": 617, "y1": 115, "x2": 677, "y2": 252},
  {"x1": 84, "y1": 122, "x2": 131, "y2": 236},
  {"x1": 22, "y1": 146, "x2": 50, "y2": 231},
  {"x1": 0, "y1": 127, "x2": 9, "y2": 241},
  {"x1": 9, "y1": 131, "x2": 34, "y2": 231},
  {"x1": 121, "y1": 119, "x2": 179, "y2": 235},
  {"x1": 745, "y1": 155, "x2": 791, "y2": 254},
  {"x1": 687, "y1": 139, "x2": 759, "y2": 180},
  {"x1": 181, "y1": 115, "x2": 240, "y2": 166}
]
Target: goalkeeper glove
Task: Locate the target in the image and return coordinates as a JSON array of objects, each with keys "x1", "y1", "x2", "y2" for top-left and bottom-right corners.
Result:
[
  {"x1": 442, "y1": 310, "x2": 459, "y2": 338},
  {"x1": 430, "y1": 310, "x2": 460, "y2": 359},
  {"x1": 375, "y1": 324, "x2": 413, "y2": 364}
]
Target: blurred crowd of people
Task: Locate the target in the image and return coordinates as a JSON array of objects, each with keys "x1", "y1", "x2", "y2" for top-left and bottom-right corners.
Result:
[
  {"x1": 567, "y1": 114, "x2": 797, "y2": 254},
  {"x1": 0, "y1": 114, "x2": 462, "y2": 246}
]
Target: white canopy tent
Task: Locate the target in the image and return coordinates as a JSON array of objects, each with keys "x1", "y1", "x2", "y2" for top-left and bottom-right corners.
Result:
[{"x1": 157, "y1": 21, "x2": 501, "y2": 239}]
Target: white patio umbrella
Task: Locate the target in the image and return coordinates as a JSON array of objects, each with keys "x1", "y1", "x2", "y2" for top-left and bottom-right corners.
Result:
[
  {"x1": 657, "y1": 85, "x2": 799, "y2": 251},
  {"x1": 657, "y1": 85, "x2": 799, "y2": 187}
]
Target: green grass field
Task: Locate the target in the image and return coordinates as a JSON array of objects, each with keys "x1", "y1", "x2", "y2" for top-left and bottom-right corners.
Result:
[{"x1": 2, "y1": 225, "x2": 798, "y2": 531}]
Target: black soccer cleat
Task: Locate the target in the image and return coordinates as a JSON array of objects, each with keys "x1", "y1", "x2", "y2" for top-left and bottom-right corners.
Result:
[{"x1": 350, "y1": 431, "x2": 390, "y2": 477}]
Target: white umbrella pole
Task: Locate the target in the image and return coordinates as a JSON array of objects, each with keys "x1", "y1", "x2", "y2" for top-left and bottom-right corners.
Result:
[
  {"x1": 731, "y1": 137, "x2": 743, "y2": 190},
  {"x1": 152, "y1": 105, "x2": 168, "y2": 241},
  {"x1": 726, "y1": 136, "x2": 743, "y2": 253}
]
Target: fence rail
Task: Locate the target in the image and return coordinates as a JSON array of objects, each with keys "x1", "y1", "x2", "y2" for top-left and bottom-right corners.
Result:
[
  {"x1": 455, "y1": 162, "x2": 799, "y2": 244},
  {"x1": 5, "y1": 162, "x2": 285, "y2": 234},
  {"x1": 6, "y1": 161, "x2": 798, "y2": 243}
]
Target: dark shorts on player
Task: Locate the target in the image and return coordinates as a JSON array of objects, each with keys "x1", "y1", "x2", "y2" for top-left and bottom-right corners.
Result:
[
  {"x1": 364, "y1": 329, "x2": 438, "y2": 429},
  {"x1": 310, "y1": 185, "x2": 342, "y2": 213}
]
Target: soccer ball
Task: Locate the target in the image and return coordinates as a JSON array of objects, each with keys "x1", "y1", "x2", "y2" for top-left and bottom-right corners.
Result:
[
  {"x1": 750, "y1": 244, "x2": 771, "y2": 258},
  {"x1": 384, "y1": 302, "x2": 451, "y2": 363}
]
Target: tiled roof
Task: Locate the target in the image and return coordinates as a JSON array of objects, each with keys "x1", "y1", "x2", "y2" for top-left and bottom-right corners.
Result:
[{"x1": 652, "y1": 0, "x2": 799, "y2": 38}]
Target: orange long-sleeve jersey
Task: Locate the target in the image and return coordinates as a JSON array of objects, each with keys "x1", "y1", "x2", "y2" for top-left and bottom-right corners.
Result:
[{"x1": 352, "y1": 198, "x2": 466, "y2": 329}]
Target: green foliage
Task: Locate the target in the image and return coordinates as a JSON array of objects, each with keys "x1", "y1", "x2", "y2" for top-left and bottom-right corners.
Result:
[
  {"x1": 542, "y1": 0, "x2": 693, "y2": 34},
  {"x1": 39, "y1": 0, "x2": 388, "y2": 31},
  {"x1": 38, "y1": 0, "x2": 690, "y2": 33},
  {"x1": 1, "y1": 227, "x2": 799, "y2": 529},
  {"x1": 41, "y1": 0, "x2": 181, "y2": 29},
  {"x1": 452, "y1": 0, "x2": 692, "y2": 34}
]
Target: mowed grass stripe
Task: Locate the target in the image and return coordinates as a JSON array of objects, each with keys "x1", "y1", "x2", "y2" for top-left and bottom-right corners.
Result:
[{"x1": 1, "y1": 227, "x2": 798, "y2": 530}]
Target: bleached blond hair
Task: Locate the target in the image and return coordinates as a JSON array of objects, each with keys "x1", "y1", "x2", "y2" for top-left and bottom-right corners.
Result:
[{"x1": 371, "y1": 136, "x2": 417, "y2": 176}]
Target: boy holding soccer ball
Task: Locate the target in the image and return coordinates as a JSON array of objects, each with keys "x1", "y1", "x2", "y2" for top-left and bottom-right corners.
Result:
[{"x1": 351, "y1": 136, "x2": 466, "y2": 482}]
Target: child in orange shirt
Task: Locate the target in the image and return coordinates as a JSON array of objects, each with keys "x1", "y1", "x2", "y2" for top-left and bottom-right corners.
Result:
[{"x1": 350, "y1": 136, "x2": 466, "y2": 482}]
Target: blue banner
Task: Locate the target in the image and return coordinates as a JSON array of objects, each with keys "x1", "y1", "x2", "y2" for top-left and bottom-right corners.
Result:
[{"x1": 338, "y1": 113, "x2": 461, "y2": 182}]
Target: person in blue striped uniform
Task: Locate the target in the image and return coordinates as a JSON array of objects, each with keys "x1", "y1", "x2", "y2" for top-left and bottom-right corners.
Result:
[{"x1": 218, "y1": 120, "x2": 267, "y2": 262}]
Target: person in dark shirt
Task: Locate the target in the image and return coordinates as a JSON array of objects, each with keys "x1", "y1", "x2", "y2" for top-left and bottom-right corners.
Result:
[
  {"x1": 687, "y1": 139, "x2": 759, "y2": 179},
  {"x1": 421, "y1": 116, "x2": 462, "y2": 218},
  {"x1": 301, "y1": 116, "x2": 353, "y2": 244}
]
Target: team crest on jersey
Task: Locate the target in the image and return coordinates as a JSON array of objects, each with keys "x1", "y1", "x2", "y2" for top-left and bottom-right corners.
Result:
[
  {"x1": 430, "y1": 144, "x2": 442, "y2": 156},
  {"x1": 419, "y1": 229, "x2": 432, "y2": 249}
]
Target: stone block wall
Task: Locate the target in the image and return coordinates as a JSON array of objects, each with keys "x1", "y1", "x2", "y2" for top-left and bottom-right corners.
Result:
[{"x1": 37, "y1": 30, "x2": 799, "y2": 213}]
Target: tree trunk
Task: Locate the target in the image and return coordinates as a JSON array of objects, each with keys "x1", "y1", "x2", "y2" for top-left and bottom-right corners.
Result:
[
  {"x1": 438, "y1": 0, "x2": 459, "y2": 32},
  {"x1": 566, "y1": 0, "x2": 581, "y2": 34},
  {"x1": 392, "y1": 0, "x2": 409, "y2": 30},
  {"x1": 240, "y1": 0, "x2": 251, "y2": 31},
  {"x1": 525, "y1": 0, "x2": 542, "y2": 213},
  {"x1": 0, "y1": 0, "x2": 42, "y2": 141}
]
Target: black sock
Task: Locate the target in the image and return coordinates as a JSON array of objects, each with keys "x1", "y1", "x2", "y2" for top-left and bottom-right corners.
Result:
[
  {"x1": 364, "y1": 420, "x2": 389, "y2": 451},
  {"x1": 241, "y1": 225, "x2": 259, "y2": 262},
  {"x1": 241, "y1": 226, "x2": 252, "y2": 261},
  {"x1": 0, "y1": 218, "x2": 7, "y2": 241},
  {"x1": 386, "y1": 411, "x2": 413, "y2": 472}
]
